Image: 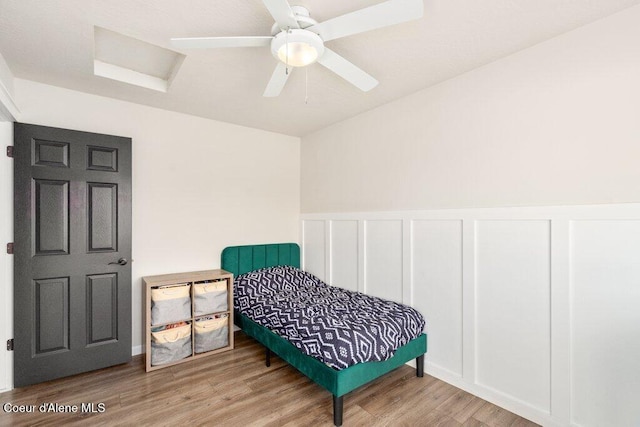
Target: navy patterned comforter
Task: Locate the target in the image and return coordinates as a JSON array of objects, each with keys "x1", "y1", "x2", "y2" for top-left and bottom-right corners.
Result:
[{"x1": 234, "y1": 265, "x2": 425, "y2": 370}]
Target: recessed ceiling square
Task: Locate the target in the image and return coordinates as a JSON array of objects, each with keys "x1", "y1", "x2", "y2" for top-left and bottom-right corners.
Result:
[{"x1": 93, "y1": 26, "x2": 185, "y2": 92}]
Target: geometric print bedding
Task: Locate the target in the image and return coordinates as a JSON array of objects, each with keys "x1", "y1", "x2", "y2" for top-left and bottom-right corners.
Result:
[{"x1": 234, "y1": 265, "x2": 426, "y2": 370}]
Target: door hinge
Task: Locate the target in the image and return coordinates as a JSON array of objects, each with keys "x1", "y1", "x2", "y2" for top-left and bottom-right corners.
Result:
[
  {"x1": 6, "y1": 339, "x2": 13, "y2": 351},
  {"x1": 6, "y1": 242, "x2": 14, "y2": 254},
  {"x1": 6, "y1": 146, "x2": 14, "y2": 158}
]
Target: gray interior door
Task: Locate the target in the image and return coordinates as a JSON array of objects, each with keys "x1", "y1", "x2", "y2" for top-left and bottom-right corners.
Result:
[{"x1": 13, "y1": 123, "x2": 132, "y2": 387}]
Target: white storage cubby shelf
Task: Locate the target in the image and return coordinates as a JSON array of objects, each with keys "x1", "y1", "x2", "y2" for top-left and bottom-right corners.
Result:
[{"x1": 144, "y1": 269, "x2": 234, "y2": 372}]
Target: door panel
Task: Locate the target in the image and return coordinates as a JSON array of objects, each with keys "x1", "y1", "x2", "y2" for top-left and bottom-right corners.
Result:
[
  {"x1": 34, "y1": 277, "x2": 70, "y2": 354},
  {"x1": 34, "y1": 179, "x2": 70, "y2": 255},
  {"x1": 33, "y1": 139, "x2": 69, "y2": 167},
  {"x1": 14, "y1": 123, "x2": 132, "y2": 387},
  {"x1": 86, "y1": 273, "x2": 118, "y2": 344},
  {"x1": 87, "y1": 146, "x2": 117, "y2": 171},
  {"x1": 88, "y1": 183, "x2": 118, "y2": 252}
]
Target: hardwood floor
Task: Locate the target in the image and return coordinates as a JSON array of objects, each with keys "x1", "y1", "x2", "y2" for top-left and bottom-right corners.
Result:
[{"x1": 0, "y1": 332, "x2": 538, "y2": 426}]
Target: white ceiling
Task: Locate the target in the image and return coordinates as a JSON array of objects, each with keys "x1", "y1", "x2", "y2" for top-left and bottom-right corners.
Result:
[{"x1": 1, "y1": 0, "x2": 639, "y2": 136}]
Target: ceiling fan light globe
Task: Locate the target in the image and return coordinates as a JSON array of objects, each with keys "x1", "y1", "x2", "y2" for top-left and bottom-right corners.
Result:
[
  {"x1": 277, "y1": 42, "x2": 318, "y2": 67},
  {"x1": 271, "y1": 29, "x2": 325, "y2": 67}
]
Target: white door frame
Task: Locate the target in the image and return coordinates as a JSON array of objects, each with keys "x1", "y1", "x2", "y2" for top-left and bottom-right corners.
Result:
[
  {"x1": 0, "y1": 52, "x2": 19, "y2": 391},
  {"x1": 0, "y1": 120, "x2": 14, "y2": 392}
]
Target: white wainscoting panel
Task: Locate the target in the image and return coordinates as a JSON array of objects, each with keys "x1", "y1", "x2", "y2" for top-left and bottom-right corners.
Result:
[
  {"x1": 301, "y1": 204, "x2": 640, "y2": 427},
  {"x1": 570, "y1": 220, "x2": 640, "y2": 427},
  {"x1": 364, "y1": 220, "x2": 403, "y2": 302},
  {"x1": 302, "y1": 220, "x2": 326, "y2": 281},
  {"x1": 475, "y1": 220, "x2": 551, "y2": 413},
  {"x1": 412, "y1": 220, "x2": 463, "y2": 377},
  {"x1": 330, "y1": 220, "x2": 359, "y2": 292}
]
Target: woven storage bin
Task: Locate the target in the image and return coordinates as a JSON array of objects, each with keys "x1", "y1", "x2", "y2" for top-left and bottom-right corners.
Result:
[
  {"x1": 151, "y1": 284, "x2": 191, "y2": 325},
  {"x1": 194, "y1": 316, "x2": 228, "y2": 353},
  {"x1": 150, "y1": 323, "x2": 192, "y2": 365},
  {"x1": 193, "y1": 281, "x2": 228, "y2": 316}
]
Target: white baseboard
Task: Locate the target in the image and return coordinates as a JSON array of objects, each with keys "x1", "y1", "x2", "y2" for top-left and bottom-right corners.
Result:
[
  {"x1": 132, "y1": 345, "x2": 143, "y2": 356},
  {"x1": 425, "y1": 364, "x2": 560, "y2": 427}
]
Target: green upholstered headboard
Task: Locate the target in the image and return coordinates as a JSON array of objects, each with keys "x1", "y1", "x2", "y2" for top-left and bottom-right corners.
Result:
[{"x1": 221, "y1": 243, "x2": 300, "y2": 277}]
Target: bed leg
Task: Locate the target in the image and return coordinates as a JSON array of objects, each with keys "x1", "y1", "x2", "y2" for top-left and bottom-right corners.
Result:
[
  {"x1": 333, "y1": 395, "x2": 343, "y2": 427},
  {"x1": 265, "y1": 347, "x2": 271, "y2": 367},
  {"x1": 416, "y1": 354, "x2": 424, "y2": 377}
]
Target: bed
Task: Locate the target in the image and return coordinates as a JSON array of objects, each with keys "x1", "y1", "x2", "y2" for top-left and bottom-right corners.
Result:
[{"x1": 221, "y1": 243, "x2": 427, "y2": 426}]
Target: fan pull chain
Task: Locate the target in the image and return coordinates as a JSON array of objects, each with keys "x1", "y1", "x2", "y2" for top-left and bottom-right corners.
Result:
[{"x1": 285, "y1": 28, "x2": 289, "y2": 75}]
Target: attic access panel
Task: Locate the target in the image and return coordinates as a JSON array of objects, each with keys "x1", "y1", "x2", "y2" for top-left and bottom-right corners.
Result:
[{"x1": 94, "y1": 26, "x2": 185, "y2": 92}]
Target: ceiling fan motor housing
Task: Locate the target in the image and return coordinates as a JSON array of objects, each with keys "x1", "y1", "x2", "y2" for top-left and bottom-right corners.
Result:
[
  {"x1": 268, "y1": 5, "x2": 325, "y2": 67},
  {"x1": 270, "y1": 6, "x2": 317, "y2": 33}
]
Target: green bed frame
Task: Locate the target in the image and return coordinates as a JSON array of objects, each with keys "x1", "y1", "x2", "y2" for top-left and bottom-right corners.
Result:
[{"x1": 221, "y1": 243, "x2": 427, "y2": 426}]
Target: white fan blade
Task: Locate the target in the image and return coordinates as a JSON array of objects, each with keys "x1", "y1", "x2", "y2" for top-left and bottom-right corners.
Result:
[
  {"x1": 317, "y1": 49, "x2": 378, "y2": 92},
  {"x1": 263, "y1": 62, "x2": 291, "y2": 97},
  {"x1": 308, "y1": 0, "x2": 424, "y2": 42},
  {"x1": 171, "y1": 36, "x2": 272, "y2": 49},
  {"x1": 262, "y1": 0, "x2": 300, "y2": 30}
]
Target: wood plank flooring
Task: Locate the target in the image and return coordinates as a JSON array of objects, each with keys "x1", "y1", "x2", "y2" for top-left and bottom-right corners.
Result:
[{"x1": 0, "y1": 332, "x2": 539, "y2": 426}]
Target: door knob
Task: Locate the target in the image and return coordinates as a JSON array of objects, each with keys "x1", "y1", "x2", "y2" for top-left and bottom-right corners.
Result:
[{"x1": 109, "y1": 258, "x2": 128, "y2": 266}]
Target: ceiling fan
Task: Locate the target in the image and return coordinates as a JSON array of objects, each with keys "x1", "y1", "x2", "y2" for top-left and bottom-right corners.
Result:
[{"x1": 171, "y1": 0, "x2": 424, "y2": 97}]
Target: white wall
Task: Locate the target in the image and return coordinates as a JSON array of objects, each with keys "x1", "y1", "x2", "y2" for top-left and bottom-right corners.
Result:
[
  {"x1": 302, "y1": 204, "x2": 640, "y2": 427},
  {"x1": 11, "y1": 79, "x2": 300, "y2": 360},
  {"x1": 301, "y1": 5, "x2": 640, "y2": 213}
]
